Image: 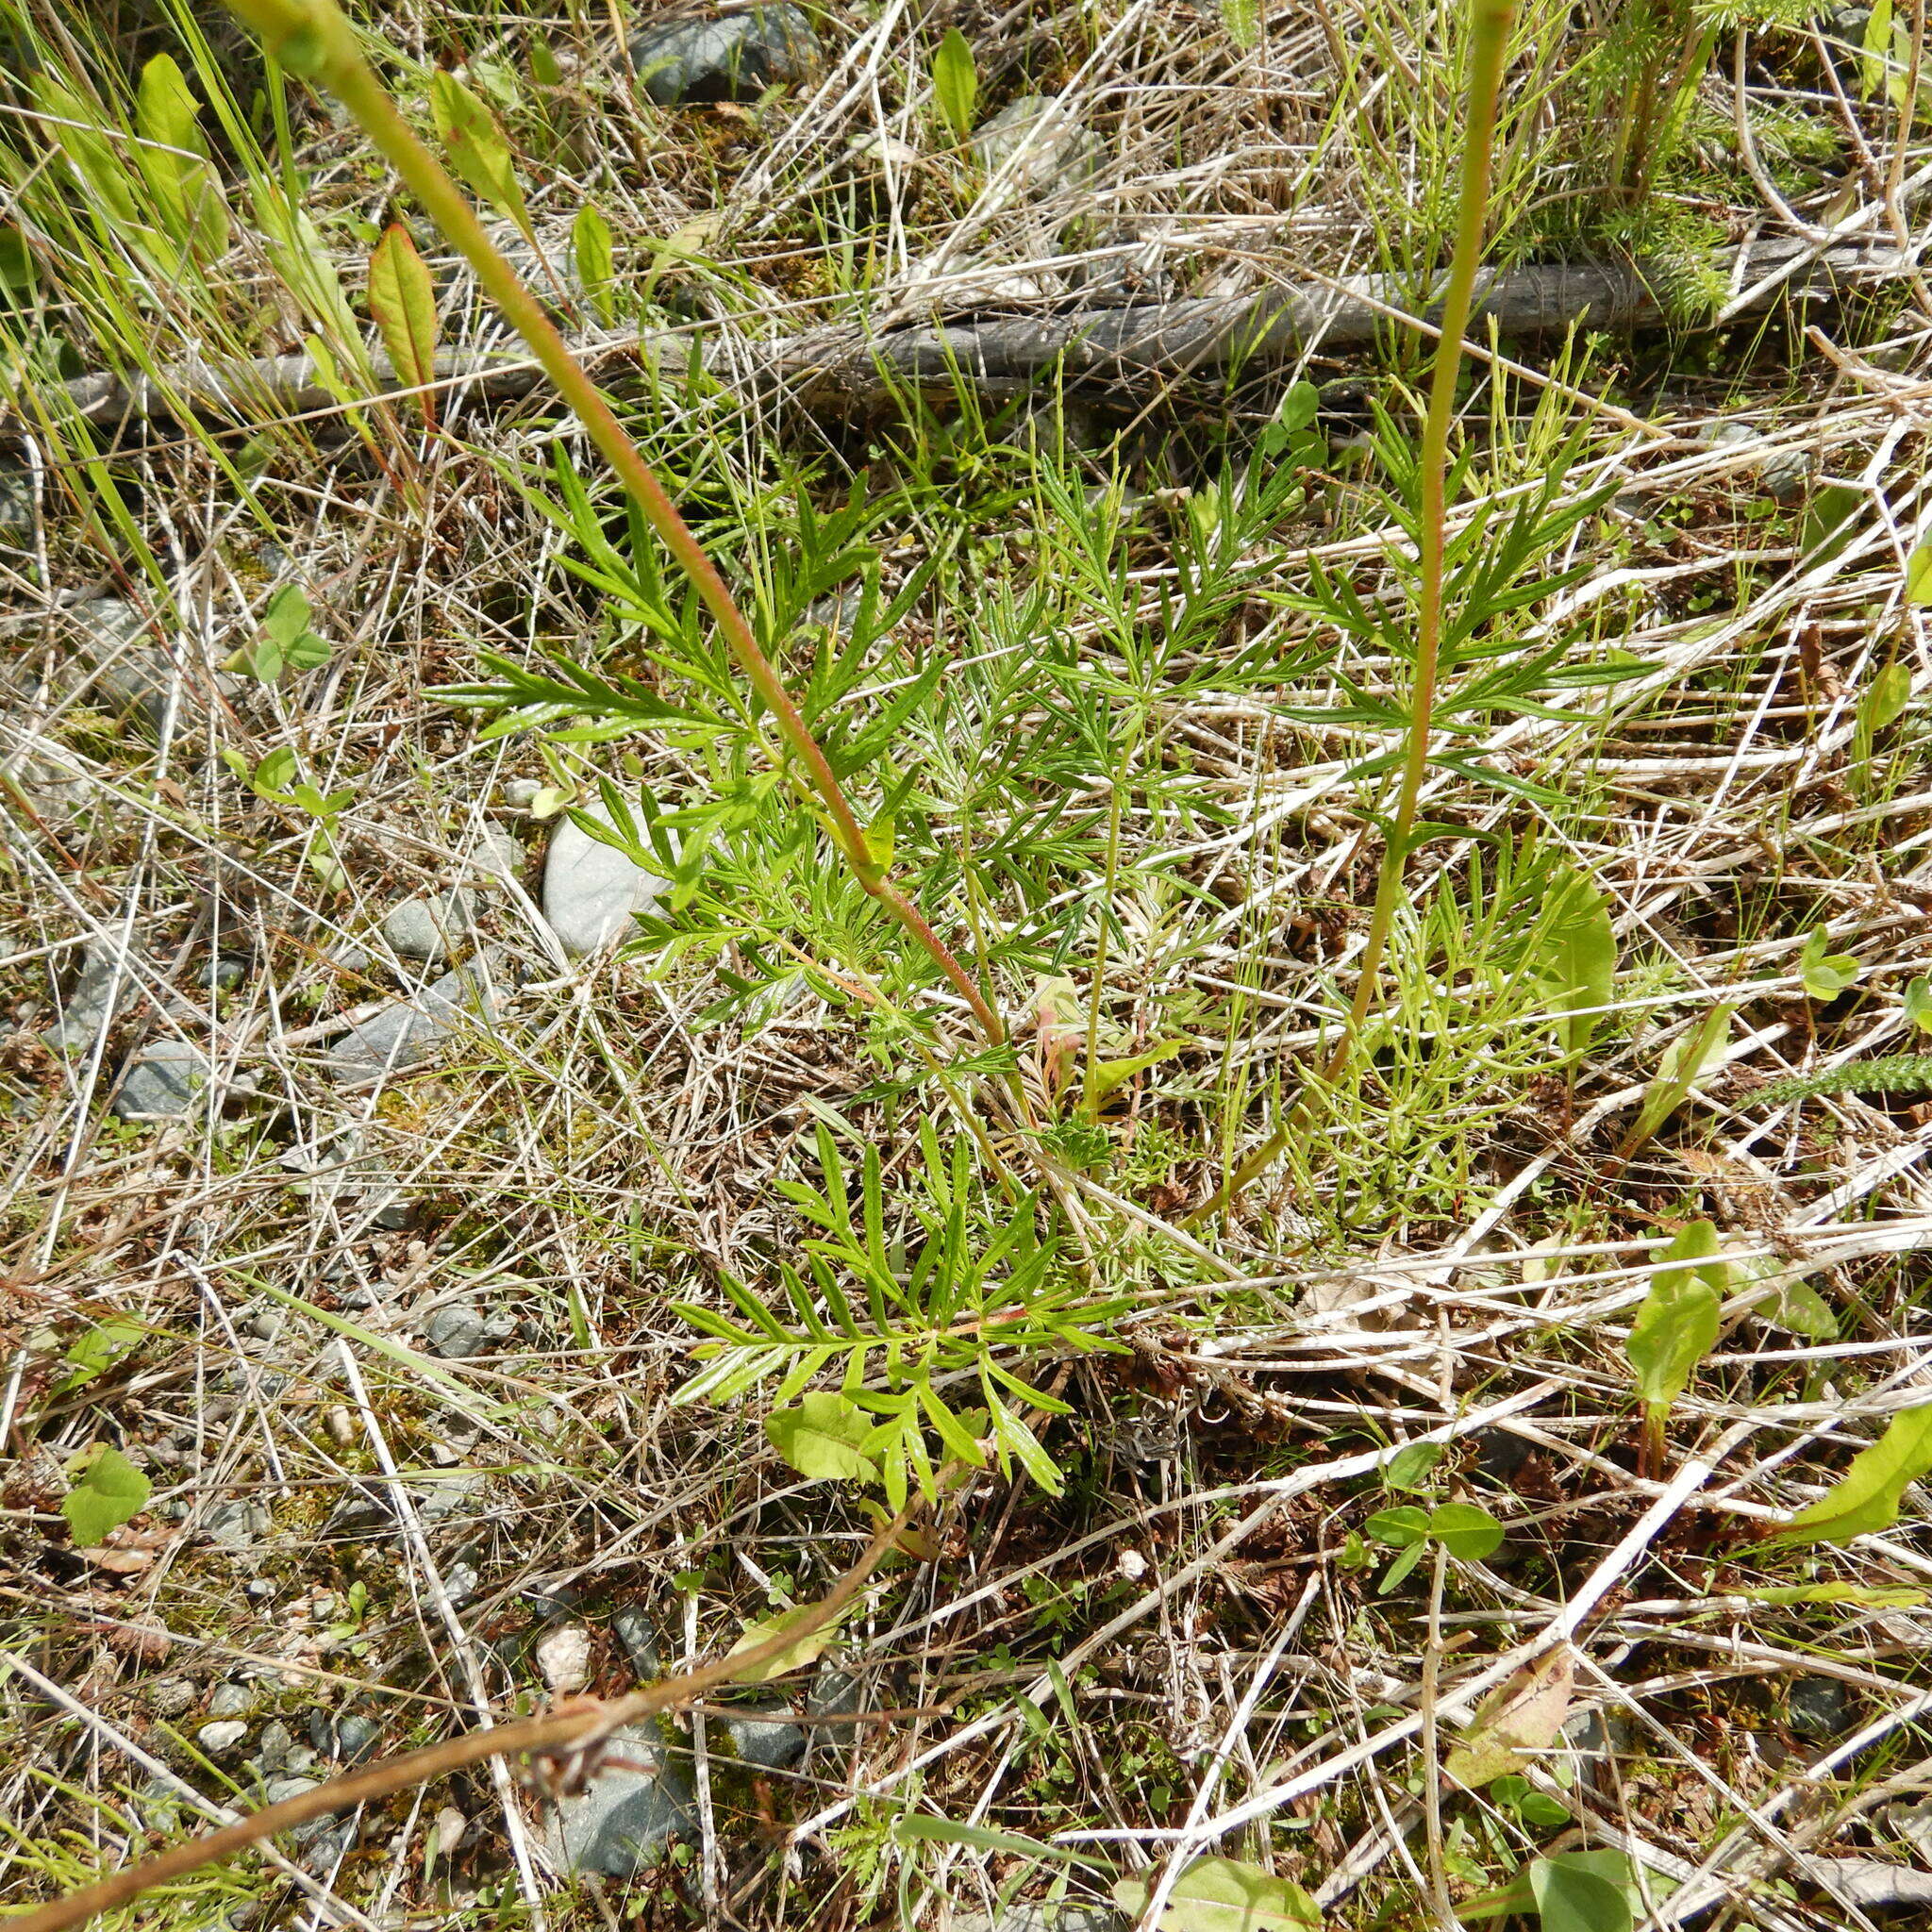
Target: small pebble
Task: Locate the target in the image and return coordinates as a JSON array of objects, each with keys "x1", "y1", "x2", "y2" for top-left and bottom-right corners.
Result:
[
  {"x1": 207, "y1": 1681, "x2": 254, "y2": 1719},
  {"x1": 423, "y1": 1305, "x2": 489, "y2": 1359},
  {"x1": 536, "y1": 1624, "x2": 595, "y2": 1695},
  {"x1": 145, "y1": 1676, "x2": 196, "y2": 1718},
  {"x1": 198, "y1": 1720, "x2": 249, "y2": 1754}
]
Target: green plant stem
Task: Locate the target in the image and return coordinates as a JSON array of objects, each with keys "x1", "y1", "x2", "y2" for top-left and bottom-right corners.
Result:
[
  {"x1": 225, "y1": 0, "x2": 1003, "y2": 1047},
  {"x1": 1321, "y1": 0, "x2": 1516, "y2": 1088},
  {"x1": 1182, "y1": 0, "x2": 1517, "y2": 1230}
]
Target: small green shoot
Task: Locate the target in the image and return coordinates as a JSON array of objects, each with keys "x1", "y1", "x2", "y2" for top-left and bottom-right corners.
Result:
[
  {"x1": 1626, "y1": 1219, "x2": 1725, "y2": 1474},
  {"x1": 1798, "y1": 927, "x2": 1859, "y2": 1000},
  {"x1": 1364, "y1": 1499, "x2": 1503, "y2": 1592},
  {"x1": 1620, "y1": 1006, "x2": 1731, "y2": 1159},
  {"x1": 1907, "y1": 977, "x2": 1932, "y2": 1032},
  {"x1": 229, "y1": 585, "x2": 331, "y2": 681},
  {"x1": 428, "y1": 70, "x2": 532, "y2": 241},
  {"x1": 931, "y1": 28, "x2": 977, "y2": 142},
  {"x1": 571, "y1": 202, "x2": 616, "y2": 324}
]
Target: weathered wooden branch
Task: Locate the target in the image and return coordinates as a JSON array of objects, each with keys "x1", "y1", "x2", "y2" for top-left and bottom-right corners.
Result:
[{"x1": 4, "y1": 237, "x2": 1905, "y2": 440}]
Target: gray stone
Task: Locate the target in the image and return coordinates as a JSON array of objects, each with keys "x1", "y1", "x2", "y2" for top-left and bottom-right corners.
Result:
[
  {"x1": 47, "y1": 941, "x2": 135, "y2": 1053},
  {"x1": 112, "y1": 1040, "x2": 209, "y2": 1120},
  {"x1": 970, "y1": 95, "x2": 1103, "y2": 198},
  {"x1": 201, "y1": 1499, "x2": 272, "y2": 1549},
  {"x1": 135, "y1": 1775, "x2": 189, "y2": 1829},
  {"x1": 466, "y1": 824, "x2": 524, "y2": 883},
  {"x1": 1788, "y1": 1674, "x2": 1857, "y2": 1741},
  {"x1": 67, "y1": 597, "x2": 235, "y2": 732},
  {"x1": 197, "y1": 1720, "x2": 248, "y2": 1754},
  {"x1": 630, "y1": 6, "x2": 819, "y2": 105},
  {"x1": 542, "y1": 808, "x2": 667, "y2": 956},
  {"x1": 258, "y1": 1775, "x2": 355, "y2": 1869},
  {"x1": 208, "y1": 955, "x2": 250, "y2": 993},
  {"x1": 145, "y1": 1675, "x2": 196, "y2": 1718},
  {"x1": 381, "y1": 891, "x2": 476, "y2": 964},
  {"x1": 0, "y1": 463, "x2": 37, "y2": 550},
  {"x1": 424, "y1": 1304, "x2": 489, "y2": 1359},
  {"x1": 207, "y1": 1681, "x2": 255, "y2": 1719},
  {"x1": 252, "y1": 1720, "x2": 296, "y2": 1773},
  {"x1": 327, "y1": 949, "x2": 507, "y2": 1079},
  {"x1": 724, "y1": 1711, "x2": 808, "y2": 1770},
  {"x1": 413, "y1": 1470, "x2": 487, "y2": 1525},
  {"x1": 1696, "y1": 420, "x2": 1814, "y2": 503},
  {"x1": 308, "y1": 1711, "x2": 381, "y2": 1764},
  {"x1": 548, "y1": 1721, "x2": 692, "y2": 1875},
  {"x1": 1759, "y1": 445, "x2": 1816, "y2": 503},
  {"x1": 612, "y1": 1607, "x2": 659, "y2": 1677}
]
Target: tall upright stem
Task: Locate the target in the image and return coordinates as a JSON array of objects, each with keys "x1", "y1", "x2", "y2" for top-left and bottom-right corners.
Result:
[
  {"x1": 1322, "y1": 0, "x2": 1516, "y2": 1085},
  {"x1": 225, "y1": 0, "x2": 1003, "y2": 1044}
]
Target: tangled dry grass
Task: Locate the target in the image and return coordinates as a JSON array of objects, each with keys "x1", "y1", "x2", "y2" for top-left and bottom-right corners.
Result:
[{"x1": 4, "y1": 1, "x2": 1932, "y2": 1929}]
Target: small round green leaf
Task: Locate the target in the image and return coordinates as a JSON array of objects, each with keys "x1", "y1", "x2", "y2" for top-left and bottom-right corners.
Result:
[
  {"x1": 1428, "y1": 1501, "x2": 1504, "y2": 1561},
  {"x1": 61, "y1": 1447, "x2": 151, "y2": 1547},
  {"x1": 1365, "y1": 1505, "x2": 1431, "y2": 1548}
]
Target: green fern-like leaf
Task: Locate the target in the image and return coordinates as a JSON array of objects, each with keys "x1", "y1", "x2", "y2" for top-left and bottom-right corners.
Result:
[{"x1": 1757, "y1": 1056, "x2": 1932, "y2": 1105}]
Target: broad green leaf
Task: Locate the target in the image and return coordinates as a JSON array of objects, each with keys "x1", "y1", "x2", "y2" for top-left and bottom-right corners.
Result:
[
  {"x1": 1861, "y1": 650, "x2": 1908, "y2": 748},
  {"x1": 1446, "y1": 1648, "x2": 1574, "y2": 1787},
  {"x1": 60, "y1": 1447, "x2": 151, "y2": 1546},
  {"x1": 367, "y1": 223, "x2": 441, "y2": 416},
  {"x1": 766, "y1": 1391, "x2": 880, "y2": 1484},
  {"x1": 134, "y1": 56, "x2": 227, "y2": 256},
  {"x1": 1382, "y1": 1441, "x2": 1443, "y2": 1491},
  {"x1": 1529, "y1": 1851, "x2": 1634, "y2": 1932},
  {"x1": 1376, "y1": 1540, "x2": 1427, "y2": 1593},
  {"x1": 1627, "y1": 1220, "x2": 1724, "y2": 1422},
  {"x1": 572, "y1": 203, "x2": 616, "y2": 324},
  {"x1": 1112, "y1": 1856, "x2": 1322, "y2": 1930},
  {"x1": 1772, "y1": 1402, "x2": 1932, "y2": 1546},
  {"x1": 1907, "y1": 976, "x2": 1932, "y2": 1034},
  {"x1": 429, "y1": 71, "x2": 531, "y2": 236},
  {"x1": 931, "y1": 28, "x2": 977, "y2": 140},
  {"x1": 1800, "y1": 481, "x2": 1862, "y2": 564},
  {"x1": 1365, "y1": 1505, "x2": 1431, "y2": 1548},
  {"x1": 1861, "y1": 0, "x2": 1895, "y2": 96},
  {"x1": 725, "y1": 1601, "x2": 846, "y2": 1684},
  {"x1": 1907, "y1": 541, "x2": 1932, "y2": 605},
  {"x1": 1739, "y1": 1253, "x2": 1837, "y2": 1341},
  {"x1": 1628, "y1": 1007, "x2": 1731, "y2": 1146},
  {"x1": 1798, "y1": 926, "x2": 1859, "y2": 1000},
  {"x1": 530, "y1": 36, "x2": 564, "y2": 87},
  {"x1": 1429, "y1": 1501, "x2": 1505, "y2": 1561},
  {"x1": 1532, "y1": 861, "x2": 1617, "y2": 1058},
  {"x1": 52, "y1": 1318, "x2": 144, "y2": 1397},
  {"x1": 1855, "y1": 660, "x2": 1912, "y2": 761},
  {"x1": 1276, "y1": 380, "x2": 1321, "y2": 434}
]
